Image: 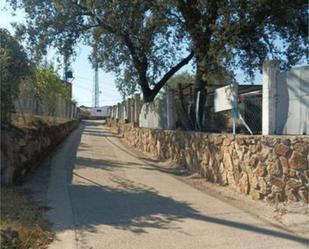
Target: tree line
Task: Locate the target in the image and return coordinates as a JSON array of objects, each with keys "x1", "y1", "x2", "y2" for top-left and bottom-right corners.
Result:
[
  {"x1": 0, "y1": 29, "x2": 71, "y2": 125},
  {"x1": 6, "y1": 0, "x2": 308, "y2": 128}
]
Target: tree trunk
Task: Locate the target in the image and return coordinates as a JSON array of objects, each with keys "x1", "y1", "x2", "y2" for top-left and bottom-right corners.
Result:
[
  {"x1": 194, "y1": 55, "x2": 208, "y2": 131},
  {"x1": 140, "y1": 83, "x2": 155, "y2": 103},
  {"x1": 139, "y1": 52, "x2": 194, "y2": 103}
]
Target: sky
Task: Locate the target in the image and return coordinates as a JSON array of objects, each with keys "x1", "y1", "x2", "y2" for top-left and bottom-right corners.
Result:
[
  {"x1": 0, "y1": 4, "x2": 123, "y2": 107},
  {"x1": 1, "y1": 3, "x2": 263, "y2": 107}
]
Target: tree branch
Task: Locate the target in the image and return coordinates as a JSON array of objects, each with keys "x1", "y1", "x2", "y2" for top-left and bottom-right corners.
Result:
[
  {"x1": 148, "y1": 51, "x2": 194, "y2": 101},
  {"x1": 72, "y1": 1, "x2": 116, "y2": 34}
]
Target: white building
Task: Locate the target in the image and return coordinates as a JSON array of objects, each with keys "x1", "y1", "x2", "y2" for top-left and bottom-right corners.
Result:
[{"x1": 90, "y1": 106, "x2": 109, "y2": 119}]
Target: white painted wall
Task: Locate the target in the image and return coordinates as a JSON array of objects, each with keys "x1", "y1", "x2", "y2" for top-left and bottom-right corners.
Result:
[
  {"x1": 91, "y1": 106, "x2": 108, "y2": 117},
  {"x1": 139, "y1": 92, "x2": 175, "y2": 129},
  {"x1": 276, "y1": 66, "x2": 309, "y2": 134},
  {"x1": 263, "y1": 62, "x2": 309, "y2": 135}
]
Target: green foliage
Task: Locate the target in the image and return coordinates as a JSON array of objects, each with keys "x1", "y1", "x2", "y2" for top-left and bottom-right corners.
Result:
[
  {"x1": 167, "y1": 71, "x2": 194, "y2": 89},
  {"x1": 174, "y1": 0, "x2": 308, "y2": 84},
  {"x1": 171, "y1": 0, "x2": 307, "y2": 130},
  {"x1": 34, "y1": 64, "x2": 70, "y2": 116},
  {"x1": 0, "y1": 28, "x2": 31, "y2": 124},
  {"x1": 115, "y1": 69, "x2": 139, "y2": 100},
  {"x1": 8, "y1": 1, "x2": 307, "y2": 105},
  {"x1": 167, "y1": 67, "x2": 233, "y2": 90},
  {"x1": 9, "y1": 0, "x2": 193, "y2": 102}
]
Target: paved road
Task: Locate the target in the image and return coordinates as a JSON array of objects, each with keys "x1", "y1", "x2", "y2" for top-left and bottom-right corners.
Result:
[{"x1": 38, "y1": 120, "x2": 307, "y2": 249}]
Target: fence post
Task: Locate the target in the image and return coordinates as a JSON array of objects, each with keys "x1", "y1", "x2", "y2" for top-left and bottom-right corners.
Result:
[
  {"x1": 130, "y1": 98, "x2": 135, "y2": 123},
  {"x1": 127, "y1": 98, "x2": 131, "y2": 122},
  {"x1": 134, "y1": 94, "x2": 141, "y2": 124},
  {"x1": 166, "y1": 89, "x2": 174, "y2": 129},
  {"x1": 262, "y1": 60, "x2": 279, "y2": 135},
  {"x1": 117, "y1": 103, "x2": 121, "y2": 120}
]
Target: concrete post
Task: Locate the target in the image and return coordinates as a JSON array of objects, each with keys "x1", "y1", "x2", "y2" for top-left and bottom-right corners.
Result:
[
  {"x1": 262, "y1": 60, "x2": 279, "y2": 135},
  {"x1": 166, "y1": 89, "x2": 174, "y2": 129},
  {"x1": 117, "y1": 103, "x2": 121, "y2": 120},
  {"x1": 113, "y1": 105, "x2": 116, "y2": 119},
  {"x1": 130, "y1": 98, "x2": 135, "y2": 123},
  {"x1": 134, "y1": 94, "x2": 141, "y2": 124},
  {"x1": 127, "y1": 98, "x2": 131, "y2": 122}
]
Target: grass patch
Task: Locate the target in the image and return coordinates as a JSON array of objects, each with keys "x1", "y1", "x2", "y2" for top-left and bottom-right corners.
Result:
[
  {"x1": 11, "y1": 114, "x2": 72, "y2": 128},
  {"x1": 0, "y1": 187, "x2": 54, "y2": 249}
]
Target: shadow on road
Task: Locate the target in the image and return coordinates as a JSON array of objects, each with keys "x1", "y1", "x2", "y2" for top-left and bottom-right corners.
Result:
[
  {"x1": 75, "y1": 156, "x2": 147, "y2": 171},
  {"x1": 69, "y1": 172, "x2": 308, "y2": 245},
  {"x1": 29, "y1": 120, "x2": 309, "y2": 246}
]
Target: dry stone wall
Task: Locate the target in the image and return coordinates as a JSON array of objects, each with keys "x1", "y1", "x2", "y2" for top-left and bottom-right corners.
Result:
[
  {"x1": 1, "y1": 120, "x2": 78, "y2": 185},
  {"x1": 108, "y1": 119, "x2": 309, "y2": 203}
]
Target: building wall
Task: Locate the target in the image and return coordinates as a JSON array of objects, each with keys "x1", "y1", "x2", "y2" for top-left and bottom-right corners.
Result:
[
  {"x1": 139, "y1": 92, "x2": 176, "y2": 129},
  {"x1": 276, "y1": 66, "x2": 309, "y2": 134},
  {"x1": 263, "y1": 62, "x2": 309, "y2": 135}
]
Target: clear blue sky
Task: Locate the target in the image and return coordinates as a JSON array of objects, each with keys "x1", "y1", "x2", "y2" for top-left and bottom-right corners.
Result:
[
  {"x1": 1, "y1": 4, "x2": 263, "y2": 107},
  {"x1": 0, "y1": 5, "x2": 122, "y2": 107}
]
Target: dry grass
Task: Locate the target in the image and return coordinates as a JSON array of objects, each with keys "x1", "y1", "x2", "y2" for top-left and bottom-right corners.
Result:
[
  {"x1": 0, "y1": 187, "x2": 54, "y2": 249},
  {"x1": 11, "y1": 114, "x2": 72, "y2": 128}
]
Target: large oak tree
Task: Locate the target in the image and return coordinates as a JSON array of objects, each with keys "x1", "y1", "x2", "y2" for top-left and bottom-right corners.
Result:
[
  {"x1": 172, "y1": 0, "x2": 308, "y2": 128},
  {"x1": 9, "y1": 0, "x2": 193, "y2": 102}
]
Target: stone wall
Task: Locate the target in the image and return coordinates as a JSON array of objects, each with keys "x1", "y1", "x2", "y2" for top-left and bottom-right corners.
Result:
[
  {"x1": 108, "y1": 119, "x2": 309, "y2": 203},
  {"x1": 1, "y1": 120, "x2": 79, "y2": 185}
]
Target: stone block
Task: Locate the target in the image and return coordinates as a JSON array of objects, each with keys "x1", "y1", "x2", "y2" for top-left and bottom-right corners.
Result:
[
  {"x1": 298, "y1": 188, "x2": 308, "y2": 203},
  {"x1": 274, "y1": 192, "x2": 285, "y2": 202},
  {"x1": 279, "y1": 156, "x2": 289, "y2": 175},
  {"x1": 289, "y1": 168, "x2": 297, "y2": 178},
  {"x1": 293, "y1": 142, "x2": 308, "y2": 155},
  {"x1": 236, "y1": 137, "x2": 245, "y2": 145},
  {"x1": 250, "y1": 143, "x2": 261, "y2": 154},
  {"x1": 214, "y1": 136, "x2": 223, "y2": 145},
  {"x1": 298, "y1": 172, "x2": 308, "y2": 185},
  {"x1": 237, "y1": 172, "x2": 249, "y2": 194},
  {"x1": 249, "y1": 174, "x2": 259, "y2": 190},
  {"x1": 274, "y1": 143, "x2": 290, "y2": 157},
  {"x1": 286, "y1": 179, "x2": 303, "y2": 190},
  {"x1": 269, "y1": 176, "x2": 285, "y2": 189},
  {"x1": 248, "y1": 156, "x2": 258, "y2": 168},
  {"x1": 289, "y1": 151, "x2": 308, "y2": 170},
  {"x1": 258, "y1": 178, "x2": 270, "y2": 195},
  {"x1": 258, "y1": 148, "x2": 271, "y2": 162},
  {"x1": 287, "y1": 189, "x2": 299, "y2": 202},
  {"x1": 267, "y1": 159, "x2": 282, "y2": 176},
  {"x1": 227, "y1": 171, "x2": 236, "y2": 189},
  {"x1": 255, "y1": 163, "x2": 267, "y2": 177},
  {"x1": 223, "y1": 137, "x2": 231, "y2": 146},
  {"x1": 236, "y1": 148, "x2": 244, "y2": 161},
  {"x1": 223, "y1": 152, "x2": 234, "y2": 171},
  {"x1": 304, "y1": 170, "x2": 309, "y2": 181}
]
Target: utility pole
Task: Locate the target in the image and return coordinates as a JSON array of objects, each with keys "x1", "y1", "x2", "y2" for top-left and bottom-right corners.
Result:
[{"x1": 93, "y1": 64, "x2": 99, "y2": 107}]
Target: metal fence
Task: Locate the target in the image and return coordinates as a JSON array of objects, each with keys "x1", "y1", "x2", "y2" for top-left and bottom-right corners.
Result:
[
  {"x1": 106, "y1": 84, "x2": 263, "y2": 134},
  {"x1": 107, "y1": 61, "x2": 308, "y2": 136}
]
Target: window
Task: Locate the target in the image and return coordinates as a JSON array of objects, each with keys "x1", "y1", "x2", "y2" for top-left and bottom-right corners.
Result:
[{"x1": 96, "y1": 109, "x2": 102, "y2": 112}]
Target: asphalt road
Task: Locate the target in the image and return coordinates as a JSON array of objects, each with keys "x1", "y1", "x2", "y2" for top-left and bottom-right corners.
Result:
[{"x1": 35, "y1": 120, "x2": 308, "y2": 249}]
